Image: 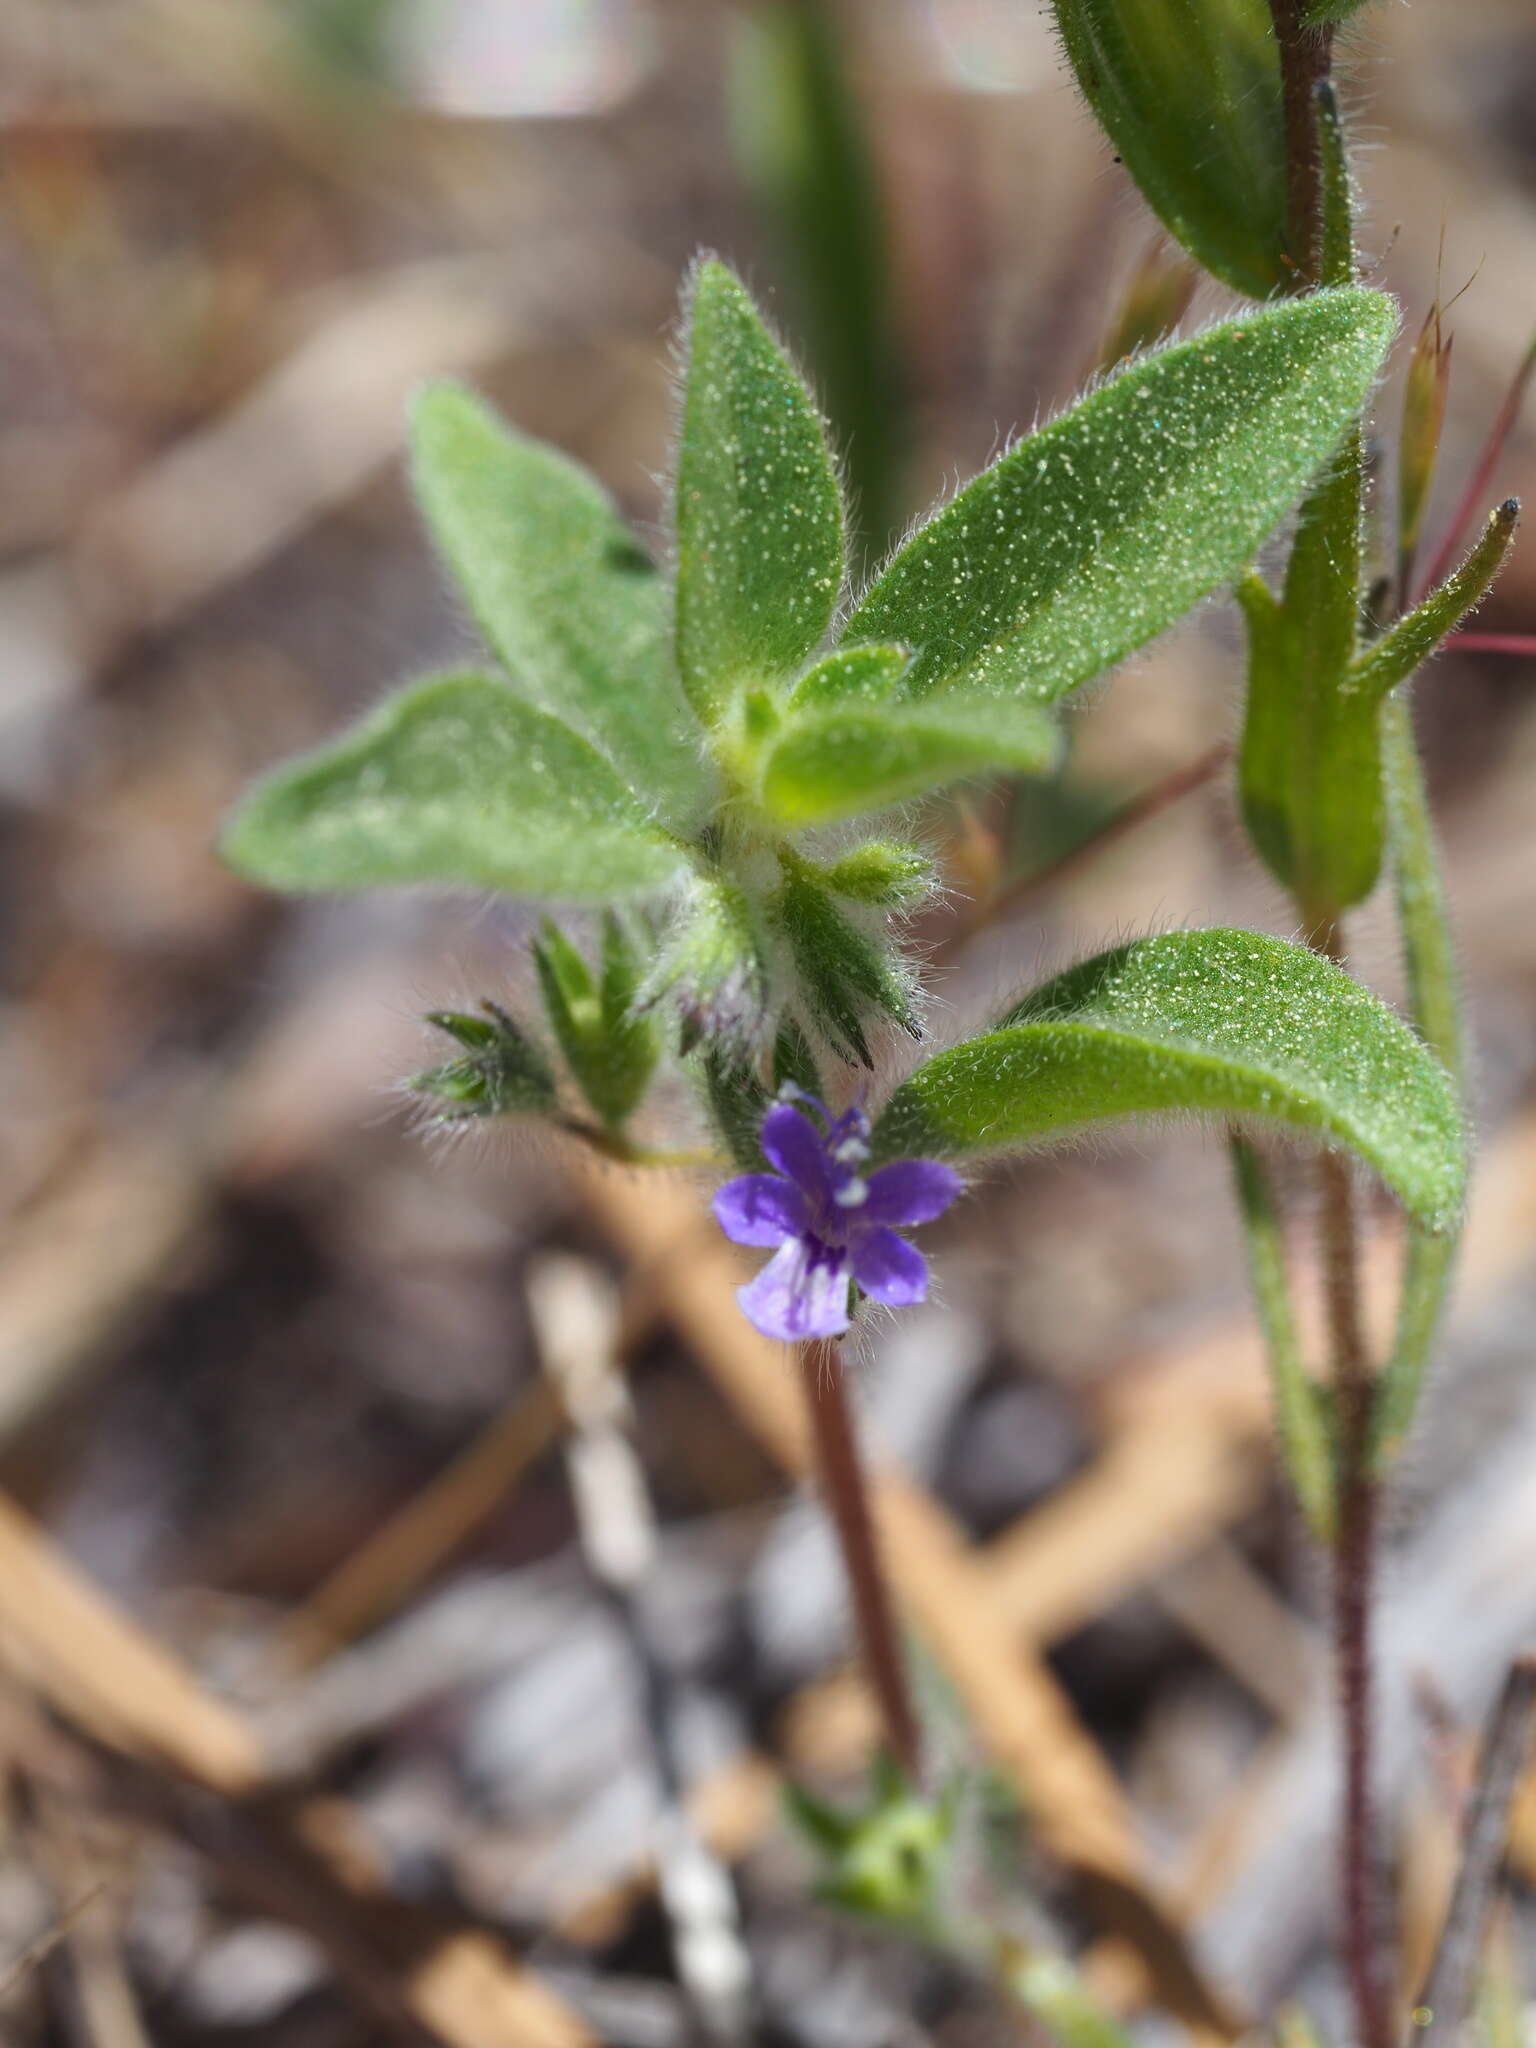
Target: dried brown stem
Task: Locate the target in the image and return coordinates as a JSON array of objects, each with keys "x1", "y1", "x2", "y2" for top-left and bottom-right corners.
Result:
[
  {"x1": 1418, "y1": 1653, "x2": 1536, "y2": 2047},
  {"x1": 798, "y1": 1338, "x2": 922, "y2": 1781},
  {"x1": 947, "y1": 742, "x2": 1230, "y2": 958},
  {"x1": 1417, "y1": 338, "x2": 1536, "y2": 604}
]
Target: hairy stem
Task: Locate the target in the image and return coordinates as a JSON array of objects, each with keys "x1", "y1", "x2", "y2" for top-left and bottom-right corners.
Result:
[
  {"x1": 1269, "y1": 0, "x2": 1335, "y2": 288},
  {"x1": 798, "y1": 1338, "x2": 922, "y2": 1781},
  {"x1": 1312, "y1": 914, "x2": 1395, "y2": 2048}
]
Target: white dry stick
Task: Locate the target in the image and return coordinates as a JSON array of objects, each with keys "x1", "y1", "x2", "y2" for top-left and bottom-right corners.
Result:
[{"x1": 527, "y1": 1256, "x2": 755, "y2": 2047}]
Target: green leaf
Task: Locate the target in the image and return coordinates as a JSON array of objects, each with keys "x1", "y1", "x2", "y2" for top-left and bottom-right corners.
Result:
[
  {"x1": 222, "y1": 672, "x2": 689, "y2": 900},
  {"x1": 1242, "y1": 500, "x2": 1519, "y2": 917},
  {"x1": 843, "y1": 290, "x2": 1397, "y2": 707},
  {"x1": 1234, "y1": 87, "x2": 1372, "y2": 914},
  {"x1": 873, "y1": 929, "x2": 1464, "y2": 1231},
  {"x1": 1047, "y1": 0, "x2": 1288, "y2": 300},
  {"x1": 787, "y1": 642, "x2": 909, "y2": 710},
  {"x1": 1230, "y1": 1134, "x2": 1335, "y2": 1539},
  {"x1": 1351, "y1": 500, "x2": 1521, "y2": 703},
  {"x1": 534, "y1": 916, "x2": 660, "y2": 1131},
  {"x1": 674, "y1": 260, "x2": 844, "y2": 725},
  {"x1": 1300, "y1": 0, "x2": 1371, "y2": 20},
  {"x1": 774, "y1": 855, "x2": 917, "y2": 1067},
  {"x1": 410, "y1": 383, "x2": 707, "y2": 830},
  {"x1": 726, "y1": 1, "x2": 901, "y2": 560},
  {"x1": 759, "y1": 695, "x2": 1061, "y2": 826},
  {"x1": 1237, "y1": 441, "x2": 1373, "y2": 915}
]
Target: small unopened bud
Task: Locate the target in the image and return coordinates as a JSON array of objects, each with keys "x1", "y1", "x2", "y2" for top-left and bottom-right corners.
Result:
[
  {"x1": 820, "y1": 840, "x2": 935, "y2": 909},
  {"x1": 1399, "y1": 305, "x2": 1453, "y2": 597},
  {"x1": 413, "y1": 1003, "x2": 557, "y2": 1121}
]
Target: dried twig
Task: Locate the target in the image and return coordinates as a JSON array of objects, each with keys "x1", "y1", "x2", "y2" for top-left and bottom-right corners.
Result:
[
  {"x1": 1417, "y1": 1652, "x2": 1536, "y2": 2048},
  {"x1": 529, "y1": 1256, "x2": 754, "y2": 2048},
  {"x1": 0, "y1": 1492, "x2": 592, "y2": 2048}
]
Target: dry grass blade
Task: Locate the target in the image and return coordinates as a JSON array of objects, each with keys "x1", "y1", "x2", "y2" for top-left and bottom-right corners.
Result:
[
  {"x1": 0, "y1": 1494, "x2": 592, "y2": 2047},
  {"x1": 1417, "y1": 1652, "x2": 1536, "y2": 2047},
  {"x1": 278, "y1": 1378, "x2": 566, "y2": 1670}
]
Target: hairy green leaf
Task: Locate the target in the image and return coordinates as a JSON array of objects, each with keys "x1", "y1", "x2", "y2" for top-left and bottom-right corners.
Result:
[
  {"x1": 410, "y1": 383, "x2": 707, "y2": 829},
  {"x1": 759, "y1": 695, "x2": 1060, "y2": 826},
  {"x1": 774, "y1": 855, "x2": 916, "y2": 1066},
  {"x1": 1047, "y1": 0, "x2": 1288, "y2": 300},
  {"x1": 1236, "y1": 437, "x2": 1374, "y2": 916},
  {"x1": 1301, "y1": 0, "x2": 1371, "y2": 20},
  {"x1": 1235, "y1": 88, "x2": 1376, "y2": 915},
  {"x1": 873, "y1": 929, "x2": 1464, "y2": 1230},
  {"x1": 675, "y1": 260, "x2": 844, "y2": 724},
  {"x1": 534, "y1": 915, "x2": 660, "y2": 1130},
  {"x1": 1352, "y1": 500, "x2": 1521, "y2": 702},
  {"x1": 1243, "y1": 500, "x2": 1519, "y2": 917},
  {"x1": 844, "y1": 290, "x2": 1396, "y2": 707},
  {"x1": 787, "y1": 642, "x2": 909, "y2": 710},
  {"x1": 221, "y1": 673, "x2": 690, "y2": 900}
]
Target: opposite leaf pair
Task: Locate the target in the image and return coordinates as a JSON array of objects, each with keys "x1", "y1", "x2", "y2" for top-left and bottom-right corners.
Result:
[{"x1": 223, "y1": 260, "x2": 1396, "y2": 1066}]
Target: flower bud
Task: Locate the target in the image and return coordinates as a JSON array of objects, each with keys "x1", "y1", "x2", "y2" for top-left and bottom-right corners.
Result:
[
  {"x1": 412, "y1": 1004, "x2": 557, "y2": 1121},
  {"x1": 1398, "y1": 306, "x2": 1453, "y2": 596},
  {"x1": 1049, "y1": 0, "x2": 1288, "y2": 301},
  {"x1": 533, "y1": 915, "x2": 660, "y2": 1133}
]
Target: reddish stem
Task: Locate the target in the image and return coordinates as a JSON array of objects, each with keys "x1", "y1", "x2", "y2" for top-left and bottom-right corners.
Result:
[
  {"x1": 1447, "y1": 631, "x2": 1536, "y2": 657},
  {"x1": 1312, "y1": 917, "x2": 1395, "y2": 2048},
  {"x1": 948, "y1": 741, "x2": 1230, "y2": 956},
  {"x1": 798, "y1": 1338, "x2": 922, "y2": 1781},
  {"x1": 1418, "y1": 338, "x2": 1536, "y2": 604},
  {"x1": 1269, "y1": 0, "x2": 1335, "y2": 288}
]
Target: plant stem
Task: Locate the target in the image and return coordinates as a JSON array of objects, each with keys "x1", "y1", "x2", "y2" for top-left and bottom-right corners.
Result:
[
  {"x1": 1312, "y1": 912, "x2": 1395, "y2": 2048},
  {"x1": 1419, "y1": 1652, "x2": 1536, "y2": 2045},
  {"x1": 947, "y1": 740, "x2": 1230, "y2": 954},
  {"x1": 797, "y1": 1337, "x2": 922, "y2": 1781},
  {"x1": 1269, "y1": 0, "x2": 1335, "y2": 288}
]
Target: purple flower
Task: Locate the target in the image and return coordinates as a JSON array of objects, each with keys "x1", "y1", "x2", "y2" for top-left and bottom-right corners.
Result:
[{"x1": 712, "y1": 1091, "x2": 961, "y2": 1342}]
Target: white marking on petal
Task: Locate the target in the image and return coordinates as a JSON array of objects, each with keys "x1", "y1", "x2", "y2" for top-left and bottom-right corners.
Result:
[{"x1": 833, "y1": 1178, "x2": 868, "y2": 1208}]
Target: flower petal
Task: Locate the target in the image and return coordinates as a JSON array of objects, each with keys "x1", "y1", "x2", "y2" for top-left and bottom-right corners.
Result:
[
  {"x1": 737, "y1": 1240, "x2": 851, "y2": 1342},
  {"x1": 760, "y1": 1101, "x2": 833, "y2": 1202},
  {"x1": 712, "y1": 1173, "x2": 808, "y2": 1248},
  {"x1": 850, "y1": 1226, "x2": 929, "y2": 1307},
  {"x1": 863, "y1": 1158, "x2": 961, "y2": 1227}
]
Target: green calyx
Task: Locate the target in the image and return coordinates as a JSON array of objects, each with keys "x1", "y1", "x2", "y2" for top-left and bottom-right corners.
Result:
[{"x1": 412, "y1": 1004, "x2": 558, "y2": 1122}]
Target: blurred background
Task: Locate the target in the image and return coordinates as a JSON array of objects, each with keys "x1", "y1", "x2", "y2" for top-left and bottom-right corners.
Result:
[{"x1": 2, "y1": 2, "x2": 1536, "y2": 2042}]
